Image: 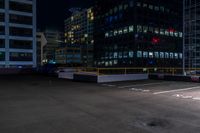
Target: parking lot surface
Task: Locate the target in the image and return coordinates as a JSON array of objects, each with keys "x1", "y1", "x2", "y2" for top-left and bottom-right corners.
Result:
[{"x1": 1, "y1": 75, "x2": 200, "y2": 133}]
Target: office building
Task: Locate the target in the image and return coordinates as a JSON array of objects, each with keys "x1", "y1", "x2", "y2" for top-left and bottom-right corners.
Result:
[
  {"x1": 184, "y1": 0, "x2": 200, "y2": 69},
  {"x1": 43, "y1": 29, "x2": 63, "y2": 64},
  {"x1": 0, "y1": 0, "x2": 36, "y2": 68},
  {"x1": 64, "y1": 8, "x2": 94, "y2": 66},
  {"x1": 94, "y1": 0, "x2": 183, "y2": 68}
]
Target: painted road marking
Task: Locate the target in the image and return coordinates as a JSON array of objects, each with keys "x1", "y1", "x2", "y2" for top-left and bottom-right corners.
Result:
[
  {"x1": 129, "y1": 88, "x2": 150, "y2": 92},
  {"x1": 102, "y1": 84, "x2": 116, "y2": 87},
  {"x1": 154, "y1": 86, "x2": 200, "y2": 95},
  {"x1": 118, "y1": 82, "x2": 165, "y2": 89}
]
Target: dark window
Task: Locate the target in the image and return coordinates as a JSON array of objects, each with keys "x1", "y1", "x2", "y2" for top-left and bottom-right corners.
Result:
[
  {"x1": 10, "y1": 52, "x2": 32, "y2": 61},
  {"x1": 9, "y1": 1, "x2": 32, "y2": 13},
  {"x1": 0, "y1": 39, "x2": 5, "y2": 48},
  {"x1": 10, "y1": 14, "x2": 32, "y2": 25},
  {"x1": 0, "y1": 51, "x2": 5, "y2": 61},
  {"x1": 10, "y1": 27, "x2": 32, "y2": 37},
  {"x1": 0, "y1": 0, "x2": 4, "y2": 9},
  {"x1": 0, "y1": 13, "x2": 4, "y2": 22},
  {"x1": 0, "y1": 26, "x2": 5, "y2": 35},
  {"x1": 10, "y1": 40, "x2": 32, "y2": 49}
]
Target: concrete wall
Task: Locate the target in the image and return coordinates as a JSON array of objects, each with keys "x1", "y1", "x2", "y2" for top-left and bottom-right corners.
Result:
[{"x1": 98, "y1": 74, "x2": 148, "y2": 83}]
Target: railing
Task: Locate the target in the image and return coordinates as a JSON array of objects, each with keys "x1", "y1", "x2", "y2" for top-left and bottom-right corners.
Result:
[{"x1": 58, "y1": 67, "x2": 200, "y2": 76}]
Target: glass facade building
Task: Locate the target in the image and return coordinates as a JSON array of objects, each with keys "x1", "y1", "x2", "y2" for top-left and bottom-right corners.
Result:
[
  {"x1": 94, "y1": 0, "x2": 183, "y2": 68},
  {"x1": 0, "y1": 0, "x2": 36, "y2": 68},
  {"x1": 184, "y1": 0, "x2": 200, "y2": 69}
]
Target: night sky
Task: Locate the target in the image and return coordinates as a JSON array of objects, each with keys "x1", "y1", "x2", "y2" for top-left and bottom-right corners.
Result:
[{"x1": 37, "y1": 0, "x2": 94, "y2": 31}]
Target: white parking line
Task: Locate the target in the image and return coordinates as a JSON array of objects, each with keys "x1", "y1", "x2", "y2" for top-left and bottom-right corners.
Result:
[
  {"x1": 153, "y1": 86, "x2": 200, "y2": 95},
  {"x1": 118, "y1": 82, "x2": 164, "y2": 89}
]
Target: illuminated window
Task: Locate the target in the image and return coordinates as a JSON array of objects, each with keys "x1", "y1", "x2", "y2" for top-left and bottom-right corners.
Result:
[
  {"x1": 154, "y1": 52, "x2": 159, "y2": 58},
  {"x1": 165, "y1": 52, "x2": 169, "y2": 58},
  {"x1": 174, "y1": 53, "x2": 178, "y2": 59},
  {"x1": 114, "y1": 60, "x2": 118, "y2": 65},
  {"x1": 149, "y1": 52, "x2": 153, "y2": 58},
  {"x1": 149, "y1": 27, "x2": 154, "y2": 33},
  {"x1": 155, "y1": 28, "x2": 159, "y2": 34},
  {"x1": 137, "y1": 51, "x2": 142, "y2": 58},
  {"x1": 123, "y1": 27, "x2": 128, "y2": 34},
  {"x1": 129, "y1": 25, "x2": 134, "y2": 32},
  {"x1": 118, "y1": 29, "x2": 123, "y2": 35},
  {"x1": 160, "y1": 29, "x2": 165, "y2": 35},
  {"x1": 143, "y1": 26, "x2": 148, "y2": 33},
  {"x1": 137, "y1": 25, "x2": 142, "y2": 32},
  {"x1": 160, "y1": 52, "x2": 164, "y2": 58},
  {"x1": 179, "y1": 32, "x2": 183, "y2": 38},
  {"x1": 129, "y1": 51, "x2": 134, "y2": 58},
  {"x1": 170, "y1": 52, "x2": 174, "y2": 59},
  {"x1": 179, "y1": 53, "x2": 183, "y2": 59},
  {"x1": 174, "y1": 32, "x2": 179, "y2": 37},
  {"x1": 114, "y1": 52, "x2": 118, "y2": 58},
  {"x1": 143, "y1": 51, "x2": 148, "y2": 58},
  {"x1": 170, "y1": 31, "x2": 174, "y2": 36},
  {"x1": 114, "y1": 30, "x2": 118, "y2": 36},
  {"x1": 105, "y1": 32, "x2": 109, "y2": 37}
]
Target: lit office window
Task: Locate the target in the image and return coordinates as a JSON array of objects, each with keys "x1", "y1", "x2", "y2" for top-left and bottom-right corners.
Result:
[
  {"x1": 114, "y1": 60, "x2": 118, "y2": 65},
  {"x1": 118, "y1": 29, "x2": 123, "y2": 35},
  {"x1": 170, "y1": 52, "x2": 174, "y2": 59},
  {"x1": 154, "y1": 52, "x2": 159, "y2": 58},
  {"x1": 123, "y1": 27, "x2": 128, "y2": 34},
  {"x1": 114, "y1": 52, "x2": 118, "y2": 58},
  {"x1": 179, "y1": 32, "x2": 183, "y2": 38},
  {"x1": 174, "y1": 32, "x2": 179, "y2": 37},
  {"x1": 114, "y1": 30, "x2": 118, "y2": 36},
  {"x1": 137, "y1": 25, "x2": 142, "y2": 32},
  {"x1": 174, "y1": 53, "x2": 178, "y2": 59},
  {"x1": 143, "y1": 51, "x2": 148, "y2": 58},
  {"x1": 124, "y1": 51, "x2": 128, "y2": 58},
  {"x1": 155, "y1": 28, "x2": 159, "y2": 34},
  {"x1": 160, "y1": 29, "x2": 165, "y2": 35},
  {"x1": 129, "y1": 25, "x2": 134, "y2": 32},
  {"x1": 105, "y1": 32, "x2": 109, "y2": 37},
  {"x1": 143, "y1": 26, "x2": 148, "y2": 33},
  {"x1": 160, "y1": 52, "x2": 164, "y2": 58},
  {"x1": 179, "y1": 53, "x2": 183, "y2": 59},
  {"x1": 170, "y1": 31, "x2": 174, "y2": 36},
  {"x1": 149, "y1": 52, "x2": 153, "y2": 58},
  {"x1": 129, "y1": 51, "x2": 134, "y2": 58},
  {"x1": 137, "y1": 51, "x2": 142, "y2": 58},
  {"x1": 143, "y1": 3, "x2": 148, "y2": 8}
]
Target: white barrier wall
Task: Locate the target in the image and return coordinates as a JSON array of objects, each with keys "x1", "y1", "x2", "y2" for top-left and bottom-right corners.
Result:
[{"x1": 98, "y1": 74, "x2": 148, "y2": 83}]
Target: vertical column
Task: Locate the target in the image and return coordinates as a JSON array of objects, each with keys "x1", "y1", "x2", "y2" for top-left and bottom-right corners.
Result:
[
  {"x1": 32, "y1": 0, "x2": 37, "y2": 68},
  {"x1": 5, "y1": 0, "x2": 9, "y2": 68}
]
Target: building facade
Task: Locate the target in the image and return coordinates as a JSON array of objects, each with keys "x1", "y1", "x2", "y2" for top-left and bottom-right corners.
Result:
[
  {"x1": 36, "y1": 32, "x2": 47, "y2": 66},
  {"x1": 0, "y1": 0, "x2": 36, "y2": 68},
  {"x1": 64, "y1": 8, "x2": 94, "y2": 67},
  {"x1": 55, "y1": 44, "x2": 81, "y2": 66},
  {"x1": 43, "y1": 29, "x2": 63, "y2": 64},
  {"x1": 184, "y1": 0, "x2": 200, "y2": 69},
  {"x1": 94, "y1": 0, "x2": 183, "y2": 68}
]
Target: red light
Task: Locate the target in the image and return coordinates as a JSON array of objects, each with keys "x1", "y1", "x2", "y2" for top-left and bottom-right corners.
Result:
[
  {"x1": 167, "y1": 27, "x2": 175, "y2": 32},
  {"x1": 152, "y1": 37, "x2": 160, "y2": 44}
]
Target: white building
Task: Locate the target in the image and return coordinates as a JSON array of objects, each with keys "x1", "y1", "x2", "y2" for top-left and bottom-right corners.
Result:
[
  {"x1": 0, "y1": 0, "x2": 36, "y2": 68},
  {"x1": 37, "y1": 32, "x2": 47, "y2": 66}
]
